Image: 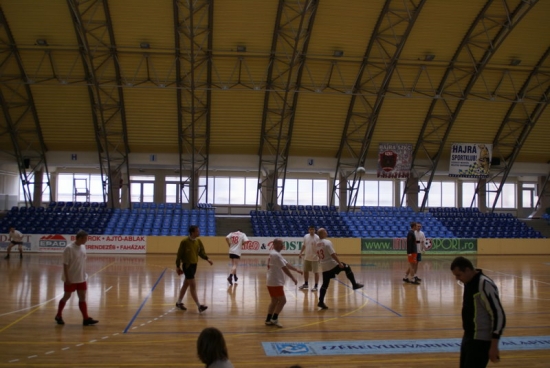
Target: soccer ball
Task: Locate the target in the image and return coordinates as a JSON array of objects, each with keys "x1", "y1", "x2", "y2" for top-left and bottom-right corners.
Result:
[
  {"x1": 424, "y1": 239, "x2": 432, "y2": 251},
  {"x1": 356, "y1": 166, "x2": 366, "y2": 174}
]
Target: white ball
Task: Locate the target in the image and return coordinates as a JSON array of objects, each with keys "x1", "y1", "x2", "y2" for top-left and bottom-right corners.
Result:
[
  {"x1": 356, "y1": 166, "x2": 366, "y2": 174},
  {"x1": 424, "y1": 239, "x2": 432, "y2": 250}
]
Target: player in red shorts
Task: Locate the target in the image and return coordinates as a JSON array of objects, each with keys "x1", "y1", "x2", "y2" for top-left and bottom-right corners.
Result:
[{"x1": 55, "y1": 230, "x2": 98, "y2": 326}]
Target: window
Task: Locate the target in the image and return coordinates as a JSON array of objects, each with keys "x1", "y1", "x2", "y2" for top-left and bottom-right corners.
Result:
[
  {"x1": 420, "y1": 181, "x2": 456, "y2": 207},
  {"x1": 18, "y1": 172, "x2": 51, "y2": 203},
  {"x1": 201, "y1": 176, "x2": 258, "y2": 205},
  {"x1": 130, "y1": 175, "x2": 154, "y2": 203},
  {"x1": 57, "y1": 173, "x2": 104, "y2": 202},
  {"x1": 278, "y1": 179, "x2": 328, "y2": 206},
  {"x1": 462, "y1": 182, "x2": 478, "y2": 208},
  {"x1": 354, "y1": 180, "x2": 394, "y2": 207},
  {"x1": 166, "y1": 176, "x2": 190, "y2": 203},
  {"x1": 521, "y1": 183, "x2": 537, "y2": 208},
  {"x1": 487, "y1": 182, "x2": 516, "y2": 209}
]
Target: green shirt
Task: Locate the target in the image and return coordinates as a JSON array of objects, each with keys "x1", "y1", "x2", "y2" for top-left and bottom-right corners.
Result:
[{"x1": 176, "y1": 237, "x2": 208, "y2": 267}]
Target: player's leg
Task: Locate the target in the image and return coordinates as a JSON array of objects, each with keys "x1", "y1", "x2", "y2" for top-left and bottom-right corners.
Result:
[
  {"x1": 4, "y1": 243, "x2": 13, "y2": 259},
  {"x1": 18, "y1": 243, "x2": 23, "y2": 258},
  {"x1": 55, "y1": 290, "x2": 73, "y2": 324},
  {"x1": 318, "y1": 270, "x2": 332, "y2": 309},
  {"x1": 341, "y1": 263, "x2": 363, "y2": 289},
  {"x1": 299, "y1": 262, "x2": 310, "y2": 289}
]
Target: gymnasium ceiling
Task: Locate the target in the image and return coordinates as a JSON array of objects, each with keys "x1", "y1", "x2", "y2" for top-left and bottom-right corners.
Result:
[{"x1": 0, "y1": 0, "x2": 549, "y2": 184}]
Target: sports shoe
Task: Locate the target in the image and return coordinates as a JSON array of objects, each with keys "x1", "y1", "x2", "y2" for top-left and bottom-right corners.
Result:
[
  {"x1": 353, "y1": 283, "x2": 364, "y2": 290},
  {"x1": 198, "y1": 305, "x2": 208, "y2": 313},
  {"x1": 227, "y1": 275, "x2": 233, "y2": 286},
  {"x1": 415, "y1": 276, "x2": 422, "y2": 281},
  {"x1": 175, "y1": 302, "x2": 187, "y2": 311},
  {"x1": 264, "y1": 320, "x2": 274, "y2": 326},
  {"x1": 233, "y1": 275, "x2": 238, "y2": 283},
  {"x1": 317, "y1": 302, "x2": 328, "y2": 310},
  {"x1": 311, "y1": 286, "x2": 318, "y2": 292},
  {"x1": 298, "y1": 284, "x2": 308, "y2": 290},
  {"x1": 83, "y1": 318, "x2": 99, "y2": 326},
  {"x1": 403, "y1": 278, "x2": 410, "y2": 283},
  {"x1": 55, "y1": 316, "x2": 65, "y2": 325},
  {"x1": 270, "y1": 319, "x2": 283, "y2": 328},
  {"x1": 411, "y1": 278, "x2": 420, "y2": 285}
]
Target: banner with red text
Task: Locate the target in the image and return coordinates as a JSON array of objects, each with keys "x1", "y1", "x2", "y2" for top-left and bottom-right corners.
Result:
[
  {"x1": 241, "y1": 237, "x2": 303, "y2": 255},
  {"x1": 377, "y1": 143, "x2": 413, "y2": 178}
]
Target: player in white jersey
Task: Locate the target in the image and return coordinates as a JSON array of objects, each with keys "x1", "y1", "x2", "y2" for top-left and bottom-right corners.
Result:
[
  {"x1": 414, "y1": 222, "x2": 427, "y2": 280},
  {"x1": 225, "y1": 229, "x2": 249, "y2": 285},
  {"x1": 5, "y1": 226, "x2": 24, "y2": 259},
  {"x1": 298, "y1": 225, "x2": 320, "y2": 291},
  {"x1": 316, "y1": 228, "x2": 363, "y2": 310},
  {"x1": 264, "y1": 238, "x2": 302, "y2": 328}
]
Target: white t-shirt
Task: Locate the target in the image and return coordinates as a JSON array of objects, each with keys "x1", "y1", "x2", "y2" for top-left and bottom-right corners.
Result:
[
  {"x1": 9, "y1": 230, "x2": 23, "y2": 242},
  {"x1": 226, "y1": 231, "x2": 249, "y2": 257},
  {"x1": 415, "y1": 230, "x2": 426, "y2": 253},
  {"x1": 266, "y1": 250, "x2": 288, "y2": 286},
  {"x1": 302, "y1": 233, "x2": 320, "y2": 261},
  {"x1": 316, "y1": 239, "x2": 338, "y2": 272},
  {"x1": 62, "y1": 242, "x2": 88, "y2": 283}
]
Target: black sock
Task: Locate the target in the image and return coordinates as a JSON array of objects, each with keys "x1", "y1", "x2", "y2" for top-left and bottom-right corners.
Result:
[
  {"x1": 266, "y1": 314, "x2": 272, "y2": 322},
  {"x1": 272, "y1": 313, "x2": 279, "y2": 320}
]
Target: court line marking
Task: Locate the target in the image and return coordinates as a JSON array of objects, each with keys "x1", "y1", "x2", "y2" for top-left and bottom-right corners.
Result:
[
  {"x1": 335, "y1": 279, "x2": 402, "y2": 317},
  {"x1": 486, "y1": 268, "x2": 550, "y2": 286},
  {"x1": 123, "y1": 268, "x2": 167, "y2": 333}
]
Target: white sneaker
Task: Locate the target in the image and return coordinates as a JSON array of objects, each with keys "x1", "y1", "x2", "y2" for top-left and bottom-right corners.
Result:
[
  {"x1": 311, "y1": 286, "x2": 318, "y2": 291},
  {"x1": 270, "y1": 319, "x2": 283, "y2": 328},
  {"x1": 298, "y1": 284, "x2": 308, "y2": 290},
  {"x1": 264, "y1": 320, "x2": 274, "y2": 326}
]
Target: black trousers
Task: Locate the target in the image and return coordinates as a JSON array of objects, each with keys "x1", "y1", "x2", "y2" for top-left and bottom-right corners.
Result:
[
  {"x1": 318, "y1": 263, "x2": 357, "y2": 303},
  {"x1": 460, "y1": 336, "x2": 491, "y2": 368}
]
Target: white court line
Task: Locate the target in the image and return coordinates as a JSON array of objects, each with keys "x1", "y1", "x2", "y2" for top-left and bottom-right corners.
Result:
[
  {"x1": 486, "y1": 269, "x2": 550, "y2": 286},
  {"x1": 0, "y1": 294, "x2": 63, "y2": 317},
  {"x1": 105, "y1": 286, "x2": 113, "y2": 292}
]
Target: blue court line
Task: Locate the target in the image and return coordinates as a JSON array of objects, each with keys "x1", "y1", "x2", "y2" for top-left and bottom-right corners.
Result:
[
  {"x1": 123, "y1": 268, "x2": 167, "y2": 334},
  {"x1": 262, "y1": 336, "x2": 550, "y2": 356},
  {"x1": 335, "y1": 279, "x2": 402, "y2": 317}
]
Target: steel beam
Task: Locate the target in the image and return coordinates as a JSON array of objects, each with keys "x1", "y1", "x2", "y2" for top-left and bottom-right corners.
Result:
[
  {"x1": 67, "y1": 0, "x2": 131, "y2": 208},
  {"x1": 0, "y1": 6, "x2": 52, "y2": 206},
  {"x1": 256, "y1": 0, "x2": 319, "y2": 211},
  {"x1": 330, "y1": 0, "x2": 426, "y2": 210}
]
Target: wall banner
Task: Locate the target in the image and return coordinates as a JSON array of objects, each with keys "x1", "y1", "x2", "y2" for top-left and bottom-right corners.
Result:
[
  {"x1": 377, "y1": 143, "x2": 413, "y2": 178},
  {"x1": 242, "y1": 237, "x2": 303, "y2": 255},
  {"x1": 361, "y1": 238, "x2": 477, "y2": 254},
  {"x1": 449, "y1": 143, "x2": 492, "y2": 178},
  {"x1": 1, "y1": 234, "x2": 147, "y2": 254}
]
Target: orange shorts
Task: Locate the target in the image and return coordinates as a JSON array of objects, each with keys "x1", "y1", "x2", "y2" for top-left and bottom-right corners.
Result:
[
  {"x1": 407, "y1": 253, "x2": 418, "y2": 263},
  {"x1": 267, "y1": 286, "x2": 285, "y2": 297}
]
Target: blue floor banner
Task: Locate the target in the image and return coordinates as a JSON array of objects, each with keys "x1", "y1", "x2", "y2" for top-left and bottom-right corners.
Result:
[{"x1": 262, "y1": 336, "x2": 550, "y2": 356}]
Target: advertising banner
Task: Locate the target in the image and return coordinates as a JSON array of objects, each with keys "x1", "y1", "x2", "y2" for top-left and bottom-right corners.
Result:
[
  {"x1": 361, "y1": 238, "x2": 477, "y2": 254},
  {"x1": 242, "y1": 237, "x2": 303, "y2": 255},
  {"x1": 449, "y1": 143, "x2": 492, "y2": 178},
  {"x1": 377, "y1": 143, "x2": 413, "y2": 178},
  {"x1": 0, "y1": 234, "x2": 147, "y2": 254}
]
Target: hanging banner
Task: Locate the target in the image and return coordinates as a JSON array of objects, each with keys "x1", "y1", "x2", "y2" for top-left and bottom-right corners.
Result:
[
  {"x1": 242, "y1": 237, "x2": 303, "y2": 255},
  {"x1": 449, "y1": 143, "x2": 492, "y2": 178},
  {"x1": 377, "y1": 143, "x2": 413, "y2": 178}
]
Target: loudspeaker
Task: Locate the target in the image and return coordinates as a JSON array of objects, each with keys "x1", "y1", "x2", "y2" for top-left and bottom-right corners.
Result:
[
  {"x1": 23, "y1": 158, "x2": 30, "y2": 169},
  {"x1": 491, "y1": 157, "x2": 501, "y2": 166}
]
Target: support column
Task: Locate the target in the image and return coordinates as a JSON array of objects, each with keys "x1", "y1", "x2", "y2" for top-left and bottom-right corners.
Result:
[
  {"x1": 478, "y1": 179, "x2": 487, "y2": 213},
  {"x1": 108, "y1": 170, "x2": 121, "y2": 209},
  {"x1": 154, "y1": 172, "x2": 166, "y2": 204},
  {"x1": 338, "y1": 173, "x2": 347, "y2": 212},
  {"x1": 32, "y1": 168, "x2": 43, "y2": 207},
  {"x1": 406, "y1": 178, "x2": 419, "y2": 212}
]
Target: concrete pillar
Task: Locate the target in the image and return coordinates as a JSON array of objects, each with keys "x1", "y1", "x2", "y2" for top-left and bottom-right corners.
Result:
[
  {"x1": 32, "y1": 168, "x2": 43, "y2": 207},
  {"x1": 338, "y1": 173, "x2": 347, "y2": 212},
  {"x1": 406, "y1": 178, "x2": 419, "y2": 211},
  {"x1": 478, "y1": 179, "x2": 487, "y2": 213}
]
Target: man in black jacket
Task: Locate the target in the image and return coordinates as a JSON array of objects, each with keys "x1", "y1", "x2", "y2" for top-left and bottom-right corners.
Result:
[
  {"x1": 403, "y1": 222, "x2": 420, "y2": 284},
  {"x1": 451, "y1": 256, "x2": 506, "y2": 368}
]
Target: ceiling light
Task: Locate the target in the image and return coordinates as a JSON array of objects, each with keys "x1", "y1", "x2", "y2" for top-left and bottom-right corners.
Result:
[
  {"x1": 424, "y1": 54, "x2": 435, "y2": 61},
  {"x1": 510, "y1": 59, "x2": 521, "y2": 66},
  {"x1": 36, "y1": 39, "x2": 48, "y2": 46},
  {"x1": 333, "y1": 50, "x2": 344, "y2": 57},
  {"x1": 236, "y1": 45, "x2": 247, "y2": 52},
  {"x1": 140, "y1": 42, "x2": 150, "y2": 49}
]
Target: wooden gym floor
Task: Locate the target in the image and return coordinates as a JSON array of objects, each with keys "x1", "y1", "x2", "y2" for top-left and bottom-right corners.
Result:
[{"x1": 1, "y1": 253, "x2": 549, "y2": 367}]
